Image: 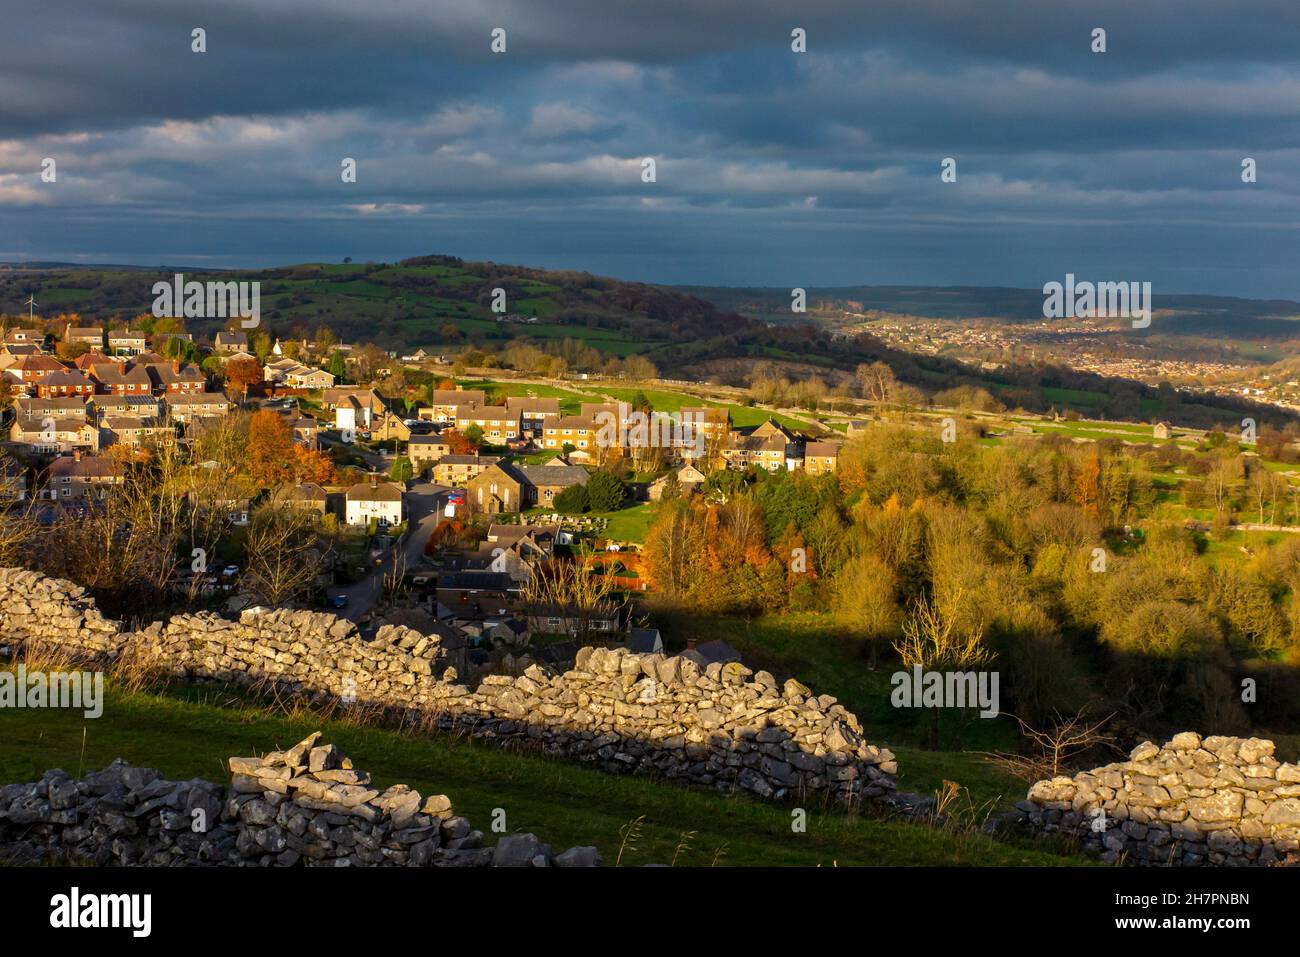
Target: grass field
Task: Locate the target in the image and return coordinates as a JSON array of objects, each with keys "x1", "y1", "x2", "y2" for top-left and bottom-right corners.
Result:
[
  {"x1": 0, "y1": 678, "x2": 1089, "y2": 867},
  {"x1": 670, "y1": 614, "x2": 1022, "y2": 766},
  {"x1": 591, "y1": 503, "x2": 659, "y2": 543}
]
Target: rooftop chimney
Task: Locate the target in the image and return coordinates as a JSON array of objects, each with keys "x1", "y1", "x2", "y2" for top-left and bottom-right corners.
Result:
[{"x1": 686, "y1": 638, "x2": 698, "y2": 651}]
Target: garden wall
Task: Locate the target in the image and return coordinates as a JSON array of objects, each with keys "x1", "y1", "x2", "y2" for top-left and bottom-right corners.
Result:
[
  {"x1": 0, "y1": 731, "x2": 597, "y2": 867},
  {"x1": 0, "y1": 568, "x2": 898, "y2": 805},
  {"x1": 1012, "y1": 733, "x2": 1300, "y2": 866}
]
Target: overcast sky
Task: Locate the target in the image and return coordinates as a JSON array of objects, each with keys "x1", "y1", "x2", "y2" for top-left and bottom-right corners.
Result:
[{"x1": 3, "y1": 1, "x2": 1300, "y2": 296}]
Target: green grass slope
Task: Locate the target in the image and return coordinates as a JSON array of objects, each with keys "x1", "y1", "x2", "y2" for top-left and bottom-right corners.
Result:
[{"x1": 0, "y1": 679, "x2": 1089, "y2": 867}]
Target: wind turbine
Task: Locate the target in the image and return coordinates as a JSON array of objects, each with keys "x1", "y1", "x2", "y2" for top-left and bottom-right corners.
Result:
[{"x1": 24, "y1": 294, "x2": 37, "y2": 323}]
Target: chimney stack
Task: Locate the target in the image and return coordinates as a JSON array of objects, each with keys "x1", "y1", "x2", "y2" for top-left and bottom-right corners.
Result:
[{"x1": 686, "y1": 638, "x2": 698, "y2": 651}]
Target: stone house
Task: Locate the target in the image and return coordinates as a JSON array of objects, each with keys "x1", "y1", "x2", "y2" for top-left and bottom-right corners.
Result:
[
  {"x1": 431, "y1": 454, "x2": 499, "y2": 486},
  {"x1": 44, "y1": 451, "x2": 123, "y2": 500},
  {"x1": 802, "y1": 440, "x2": 840, "y2": 476},
  {"x1": 505, "y1": 396, "x2": 560, "y2": 435},
  {"x1": 408, "y1": 434, "x2": 452, "y2": 473},
  {"x1": 214, "y1": 330, "x2": 249, "y2": 354}
]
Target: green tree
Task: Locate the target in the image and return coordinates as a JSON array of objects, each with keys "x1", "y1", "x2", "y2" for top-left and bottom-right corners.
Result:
[
  {"x1": 586, "y1": 472, "x2": 626, "y2": 512},
  {"x1": 327, "y1": 350, "x2": 347, "y2": 381},
  {"x1": 553, "y1": 484, "x2": 590, "y2": 514}
]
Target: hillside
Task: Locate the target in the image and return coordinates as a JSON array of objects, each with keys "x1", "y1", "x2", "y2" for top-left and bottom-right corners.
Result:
[
  {"x1": 1, "y1": 257, "x2": 1294, "y2": 431},
  {"x1": 681, "y1": 284, "x2": 1300, "y2": 340}
]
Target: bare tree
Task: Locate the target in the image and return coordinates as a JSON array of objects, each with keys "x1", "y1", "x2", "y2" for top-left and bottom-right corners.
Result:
[
  {"x1": 985, "y1": 708, "x2": 1116, "y2": 783},
  {"x1": 856, "y1": 361, "x2": 897, "y2": 405},
  {"x1": 243, "y1": 504, "x2": 333, "y2": 607},
  {"x1": 893, "y1": 588, "x2": 992, "y2": 670},
  {"x1": 0, "y1": 488, "x2": 38, "y2": 568},
  {"x1": 519, "y1": 558, "x2": 625, "y2": 642}
]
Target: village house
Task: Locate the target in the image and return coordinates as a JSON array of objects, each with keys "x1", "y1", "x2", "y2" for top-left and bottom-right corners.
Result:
[
  {"x1": 466, "y1": 460, "x2": 589, "y2": 515},
  {"x1": 435, "y1": 570, "x2": 519, "y2": 620},
  {"x1": 262, "y1": 358, "x2": 299, "y2": 384},
  {"x1": 44, "y1": 451, "x2": 123, "y2": 501},
  {"x1": 73, "y1": 351, "x2": 115, "y2": 373},
  {"x1": 3, "y1": 328, "x2": 45, "y2": 348},
  {"x1": 465, "y1": 462, "x2": 525, "y2": 515},
  {"x1": 18, "y1": 395, "x2": 88, "y2": 423},
  {"x1": 420, "y1": 389, "x2": 486, "y2": 424},
  {"x1": 647, "y1": 463, "x2": 708, "y2": 501},
  {"x1": 33, "y1": 368, "x2": 93, "y2": 400},
  {"x1": 335, "y1": 394, "x2": 373, "y2": 433},
  {"x1": 64, "y1": 324, "x2": 106, "y2": 350},
  {"x1": 288, "y1": 416, "x2": 319, "y2": 447},
  {"x1": 505, "y1": 396, "x2": 561, "y2": 435},
  {"x1": 107, "y1": 327, "x2": 148, "y2": 356},
  {"x1": 4, "y1": 354, "x2": 65, "y2": 394},
  {"x1": 164, "y1": 392, "x2": 230, "y2": 422},
  {"x1": 431, "y1": 453, "x2": 500, "y2": 486},
  {"x1": 141, "y1": 359, "x2": 206, "y2": 395},
  {"x1": 100, "y1": 415, "x2": 173, "y2": 450},
  {"x1": 87, "y1": 361, "x2": 153, "y2": 396},
  {"x1": 526, "y1": 601, "x2": 622, "y2": 639},
  {"x1": 541, "y1": 414, "x2": 598, "y2": 455},
  {"x1": 288, "y1": 366, "x2": 335, "y2": 389},
  {"x1": 623, "y1": 626, "x2": 665, "y2": 654},
  {"x1": 454, "y1": 405, "x2": 520, "y2": 443},
  {"x1": 344, "y1": 477, "x2": 405, "y2": 527},
  {"x1": 324, "y1": 388, "x2": 386, "y2": 433},
  {"x1": 214, "y1": 497, "x2": 252, "y2": 526},
  {"x1": 9, "y1": 415, "x2": 99, "y2": 455},
  {"x1": 722, "y1": 419, "x2": 800, "y2": 472},
  {"x1": 0, "y1": 346, "x2": 41, "y2": 367},
  {"x1": 581, "y1": 402, "x2": 624, "y2": 423},
  {"x1": 93, "y1": 394, "x2": 162, "y2": 418},
  {"x1": 263, "y1": 358, "x2": 335, "y2": 389},
  {"x1": 407, "y1": 434, "x2": 452, "y2": 473},
  {"x1": 371, "y1": 411, "x2": 412, "y2": 442},
  {"x1": 272, "y1": 482, "x2": 329, "y2": 515},
  {"x1": 802, "y1": 440, "x2": 840, "y2": 476},
  {"x1": 213, "y1": 330, "x2": 249, "y2": 354},
  {"x1": 679, "y1": 406, "x2": 732, "y2": 442}
]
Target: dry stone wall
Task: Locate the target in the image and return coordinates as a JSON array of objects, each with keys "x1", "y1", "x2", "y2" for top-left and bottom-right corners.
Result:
[
  {"x1": 0, "y1": 568, "x2": 897, "y2": 804},
  {"x1": 1011, "y1": 733, "x2": 1300, "y2": 866},
  {"x1": 0, "y1": 732, "x2": 597, "y2": 867}
]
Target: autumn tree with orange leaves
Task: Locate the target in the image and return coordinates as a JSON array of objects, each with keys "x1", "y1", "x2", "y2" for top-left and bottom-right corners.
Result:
[
  {"x1": 223, "y1": 355, "x2": 263, "y2": 399},
  {"x1": 247, "y1": 410, "x2": 296, "y2": 486}
]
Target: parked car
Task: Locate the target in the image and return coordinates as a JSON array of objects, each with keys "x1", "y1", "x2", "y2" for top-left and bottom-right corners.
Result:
[{"x1": 329, "y1": 594, "x2": 349, "y2": 609}]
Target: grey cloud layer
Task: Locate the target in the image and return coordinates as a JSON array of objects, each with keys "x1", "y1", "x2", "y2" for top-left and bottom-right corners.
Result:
[{"x1": 3, "y1": 1, "x2": 1300, "y2": 293}]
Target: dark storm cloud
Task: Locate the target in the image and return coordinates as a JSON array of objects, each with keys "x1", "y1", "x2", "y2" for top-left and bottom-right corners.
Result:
[{"x1": 3, "y1": 1, "x2": 1300, "y2": 294}]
